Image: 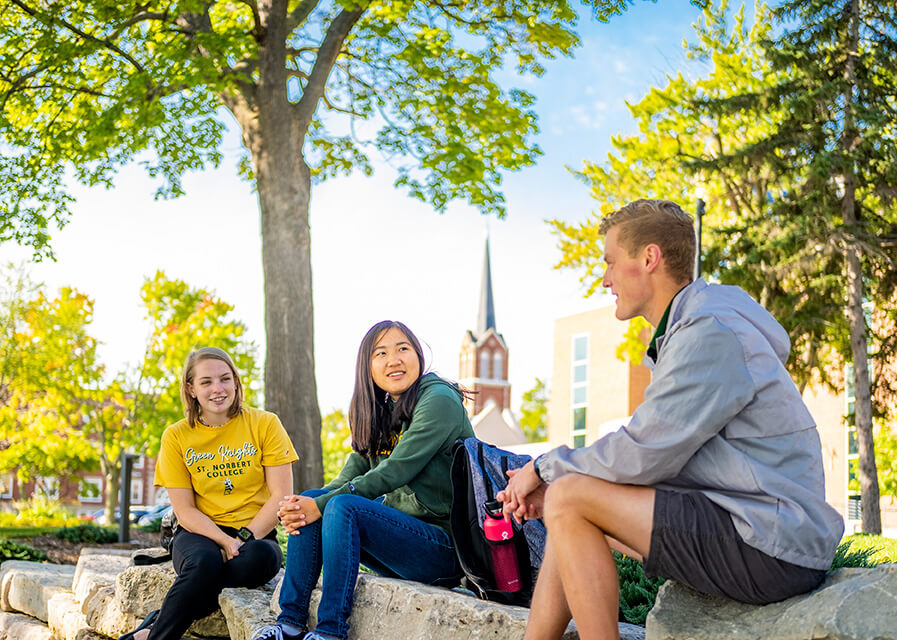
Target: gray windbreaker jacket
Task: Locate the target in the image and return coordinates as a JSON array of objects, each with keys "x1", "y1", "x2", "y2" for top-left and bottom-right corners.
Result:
[{"x1": 538, "y1": 278, "x2": 844, "y2": 570}]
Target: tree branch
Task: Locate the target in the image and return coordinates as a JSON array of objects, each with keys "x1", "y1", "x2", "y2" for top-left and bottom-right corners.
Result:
[
  {"x1": 110, "y1": 11, "x2": 171, "y2": 39},
  {"x1": 10, "y1": 0, "x2": 146, "y2": 74},
  {"x1": 286, "y1": 0, "x2": 321, "y2": 32},
  {"x1": 235, "y1": 0, "x2": 263, "y2": 40},
  {"x1": 295, "y1": 6, "x2": 365, "y2": 129}
]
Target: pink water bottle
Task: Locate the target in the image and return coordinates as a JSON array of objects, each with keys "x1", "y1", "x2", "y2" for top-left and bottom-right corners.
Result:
[{"x1": 483, "y1": 500, "x2": 521, "y2": 592}]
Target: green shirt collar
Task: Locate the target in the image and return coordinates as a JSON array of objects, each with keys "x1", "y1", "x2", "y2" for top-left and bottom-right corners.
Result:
[
  {"x1": 646, "y1": 283, "x2": 691, "y2": 361},
  {"x1": 646, "y1": 302, "x2": 672, "y2": 362}
]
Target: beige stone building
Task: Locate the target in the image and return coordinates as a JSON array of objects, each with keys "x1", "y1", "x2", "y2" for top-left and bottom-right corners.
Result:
[{"x1": 548, "y1": 303, "x2": 897, "y2": 537}]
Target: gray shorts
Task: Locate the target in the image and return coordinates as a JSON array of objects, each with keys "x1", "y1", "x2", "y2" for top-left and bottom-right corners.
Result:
[{"x1": 643, "y1": 489, "x2": 826, "y2": 604}]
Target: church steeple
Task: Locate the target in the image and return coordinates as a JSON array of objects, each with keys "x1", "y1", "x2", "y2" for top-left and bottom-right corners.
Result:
[
  {"x1": 477, "y1": 236, "x2": 496, "y2": 336},
  {"x1": 459, "y1": 234, "x2": 510, "y2": 418}
]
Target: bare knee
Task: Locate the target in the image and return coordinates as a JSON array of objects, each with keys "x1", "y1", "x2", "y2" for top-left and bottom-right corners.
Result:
[{"x1": 544, "y1": 474, "x2": 606, "y2": 523}]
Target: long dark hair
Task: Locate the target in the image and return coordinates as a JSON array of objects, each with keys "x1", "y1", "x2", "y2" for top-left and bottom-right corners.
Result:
[{"x1": 348, "y1": 320, "x2": 426, "y2": 457}]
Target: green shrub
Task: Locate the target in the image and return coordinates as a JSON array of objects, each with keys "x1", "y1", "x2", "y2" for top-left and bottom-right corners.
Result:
[
  {"x1": 55, "y1": 524, "x2": 118, "y2": 544},
  {"x1": 137, "y1": 518, "x2": 163, "y2": 533},
  {"x1": 8, "y1": 496, "x2": 75, "y2": 527},
  {"x1": 0, "y1": 538, "x2": 48, "y2": 563},
  {"x1": 830, "y1": 534, "x2": 897, "y2": 571},
  {"x1": 615, "y1": 552, "x2": 664, "y2": 626}
]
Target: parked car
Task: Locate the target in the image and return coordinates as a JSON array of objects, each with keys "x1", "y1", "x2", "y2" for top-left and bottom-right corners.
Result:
[
  {"x1": 137, "y1": 504, "x2": 173, "y2": 527},
  {"x1": 89, "y1": 506, "x2": 151, "y2": 525}
]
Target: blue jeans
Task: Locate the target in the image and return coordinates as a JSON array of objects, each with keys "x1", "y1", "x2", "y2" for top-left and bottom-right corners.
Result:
[{"x1": 277, "y1": 489, "x2": 460, "y2": 639}]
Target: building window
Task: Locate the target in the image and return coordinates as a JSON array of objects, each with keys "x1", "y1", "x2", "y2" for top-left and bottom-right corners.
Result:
[
  {"x1": 131, "y1": 473, "x2": 144, "y2": 505},
  {"x1": 571, "y1": 334, "x2": 589, "y2": 448},
  {"x1": 0, "y1": 473, "x2": 14, "y2": 499},
  {"x1": 845, "y1": 363, "x2": 860, "y2": 523},
  {"x1": 493, "y1": 352, "x2": 503, "y2": 380},
  {"x1": 80, "y1": 477, "x2": 103, "y2": 503},
  {"x1": 480, "y1": 350, "x2": 491, "y2": 379},
  {"x1": 33, "y1": 476, "x2": 59, "y2": 500}
]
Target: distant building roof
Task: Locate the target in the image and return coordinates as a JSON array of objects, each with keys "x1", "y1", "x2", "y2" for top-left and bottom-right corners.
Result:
[{"x1": 470, "y1": 398, "x2": 527, "y2": 447}]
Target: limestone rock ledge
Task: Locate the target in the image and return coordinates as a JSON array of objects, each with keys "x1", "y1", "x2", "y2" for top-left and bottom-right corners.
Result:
[
  {"x1": 646, "y1": 563, "x2": 897, "y2": 640},
  {"x1": 0, "y1": 560, "x2": 75, "y2": 622},
  {"x1": 0, "y1": 610, "x2": 54, "y2": 640},
  {"x1": 72, "y1": 548, "x2": 132, "y2": 607},
  {"x1": 262, "y1": 573, "x2": 645, "y2": 640}
]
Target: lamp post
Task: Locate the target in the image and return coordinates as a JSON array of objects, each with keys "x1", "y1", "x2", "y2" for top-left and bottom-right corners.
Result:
[
  {"x1": 118, "y1": 451, "x2": 140, "y2": 543},
  {"x1": 694, "y1": 192, "x2": 705, "y2": 280}
]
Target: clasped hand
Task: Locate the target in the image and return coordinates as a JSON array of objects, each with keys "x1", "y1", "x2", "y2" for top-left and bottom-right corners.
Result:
[
  {"x1": 278, "y1": 495, "x2": 321, "y2": 534},
  {"x1": 496, "y1": 460, "x2": 547, "y2": 523}
]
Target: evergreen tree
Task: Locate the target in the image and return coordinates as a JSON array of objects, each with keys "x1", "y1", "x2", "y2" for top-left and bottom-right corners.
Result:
[{"x1": 706, "y1": 0, "x2": 897, "y2": 533}]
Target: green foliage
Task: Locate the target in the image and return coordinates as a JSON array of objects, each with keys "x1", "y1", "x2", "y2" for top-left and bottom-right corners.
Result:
[
  {"x1": 128, "y1": 271, "x2": 260, "y2": 459},
  {"x1": 872, "y1": 422, "x2": 897, "y2": 499},
  {"x1": 0, "y1": 538, "x2": 48, "y2": 563},
  {"x1": 137, "y1": 518, "x2": 163, "y2": 533},
  {"x1": 615, "y1": 317, "x2": 652, "y2": 365},
  {"x1": 0, "y1": 0, "x2": 643, "y2": 255},
  {"x1": 519, "y1": 379, "x2": 548, "y2": 442},
  {"x1": 321, "y1": 409, "x2": 352, "y2": 485},
  {"x1": 4, "y1": 496, "x2": 76, "y2": 527},
  {"x1": 277, "y1": 526, "x2": 288, "y2": 568},
  {"x1": 55, "y1": 523, "x2": 118, "y2": 544},
  {"x1": 0, "y1": 264, "x2": 259, "y2": 524},
  {"x1": 614, "y1": 551, "x2": 664, "y2": 626},
  {"x1": 0, "y1": 267, "x2": 103, "y2": 484},
  {"x1": 829, "y1": 534, "x2": 897, "y2": 571}
]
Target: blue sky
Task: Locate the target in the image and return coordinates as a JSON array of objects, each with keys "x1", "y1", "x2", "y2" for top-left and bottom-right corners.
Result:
[{"x1": 8, "y1": 0, "x2": 707, "y2": 415}]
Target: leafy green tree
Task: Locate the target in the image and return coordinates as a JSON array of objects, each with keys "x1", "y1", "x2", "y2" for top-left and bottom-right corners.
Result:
[
  {"x1": 0, "y1": 266, "x2": 259, "y2": 522},
  {"x1": 872, "y1": 422, "x2": 897, "y2": 501},
  {"x1": 0, "y1": 268, "x2": 102, "y2": 496},
  {"x1": 550, "y1": 2, "x2": 820, "y2": 368},
  {"x1": 519, "y1": 378, "x2": 548, "y2": 442},
  {"x1": 321, "y1": 408, "x2": 351, "y2": 484},
  {"x1": 96, "y1": 271, "x2": 261, "y2": 520},
  {"x1": 0, "y1": 0, "x2": 645, "y2": 491}
]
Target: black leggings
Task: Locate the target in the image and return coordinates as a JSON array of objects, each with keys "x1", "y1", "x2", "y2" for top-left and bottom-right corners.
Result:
[{"x1": 146, "y1": 525, "x2": 282, "y2": 640}]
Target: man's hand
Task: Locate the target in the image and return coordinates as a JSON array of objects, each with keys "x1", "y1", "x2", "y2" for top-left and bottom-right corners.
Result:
[
  {"x1": 496, "y1": 460, "x2": 547, "y2": 523},
  {"x1": 278, "y1": 495, "x2": 322, "y2": 534}
]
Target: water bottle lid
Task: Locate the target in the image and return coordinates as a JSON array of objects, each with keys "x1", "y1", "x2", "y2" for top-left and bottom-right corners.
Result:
[{"x1": 483, "y1": 500, "x2": 504, "y2": 520}]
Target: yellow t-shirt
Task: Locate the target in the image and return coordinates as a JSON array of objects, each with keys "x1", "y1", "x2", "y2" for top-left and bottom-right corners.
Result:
[{"x1": 154, "y1": 406, "x2": 298, "y2": 527}]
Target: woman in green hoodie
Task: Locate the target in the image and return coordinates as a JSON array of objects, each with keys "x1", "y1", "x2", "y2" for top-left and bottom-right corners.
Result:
[{"x1": 252, "y1": 320, "x2": 475, "y2": 640}]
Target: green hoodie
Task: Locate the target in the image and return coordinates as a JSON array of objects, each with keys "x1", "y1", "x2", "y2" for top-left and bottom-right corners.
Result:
[{"x1": 314, "y1": 373, "x2": 474, "y2": 532}]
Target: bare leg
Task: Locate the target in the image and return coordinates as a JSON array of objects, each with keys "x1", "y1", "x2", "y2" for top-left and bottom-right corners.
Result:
[
  {"x1": 539, "y1": 475, "x2": 655, "y2": 640},
  {"x1": 524, "y1": 542, "x2": 573, "y2": 640}
]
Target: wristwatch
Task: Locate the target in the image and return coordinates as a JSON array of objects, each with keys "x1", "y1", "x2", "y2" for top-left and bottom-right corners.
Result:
[
  {"x1": 236, "y1": 527, "x2": 255, "y2": 542},
  {"x1": 533, "y1": 455, "x2": 546, "y2": 483}
]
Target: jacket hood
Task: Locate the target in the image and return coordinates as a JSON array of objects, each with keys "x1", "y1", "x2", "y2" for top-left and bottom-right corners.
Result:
[{"x1": 668, "y1": 279, "x2": 792, "y2": 365}]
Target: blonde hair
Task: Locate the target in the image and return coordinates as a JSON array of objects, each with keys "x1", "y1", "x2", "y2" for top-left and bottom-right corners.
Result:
[
  {"x1": 598, "y1": 199, "x2": 696, "y2": 283},
  {"x1": 180, "y1": 347, "x2": 244, "y2": 426}
]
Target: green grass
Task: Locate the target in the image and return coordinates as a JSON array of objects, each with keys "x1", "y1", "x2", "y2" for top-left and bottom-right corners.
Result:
[
  {"x1": 0, "y1": 526, "x2": 61, "y2": 539},
  {"x1": 831, "y1": 533, "x2": 897, "y2": 569}
]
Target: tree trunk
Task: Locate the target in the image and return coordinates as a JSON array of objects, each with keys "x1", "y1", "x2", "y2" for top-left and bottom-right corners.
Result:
[
  {"x1": 842, "y1": 0, "x2": 881, "y2": 534},
  {"x1": 103, "y1": 461, "x2": 120, "y2": 525},
  {"x1": 240, "y1": 0, "x2": 323, "y2": 493}
]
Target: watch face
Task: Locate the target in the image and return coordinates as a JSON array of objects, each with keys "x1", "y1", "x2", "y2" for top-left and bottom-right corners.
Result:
[{"x1": 238, "y1": 528, "x2": 252, "y2": 541}]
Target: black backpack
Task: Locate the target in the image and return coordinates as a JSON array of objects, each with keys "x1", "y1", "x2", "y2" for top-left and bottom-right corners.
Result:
[{"x1": 449, "y1": 437, "x2": 546, "y2": 607}]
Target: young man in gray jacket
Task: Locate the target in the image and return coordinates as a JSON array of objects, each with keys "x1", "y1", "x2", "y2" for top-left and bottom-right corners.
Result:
[{"x1": 498, "y1": 200, "x2": 843, "y2": 640}]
